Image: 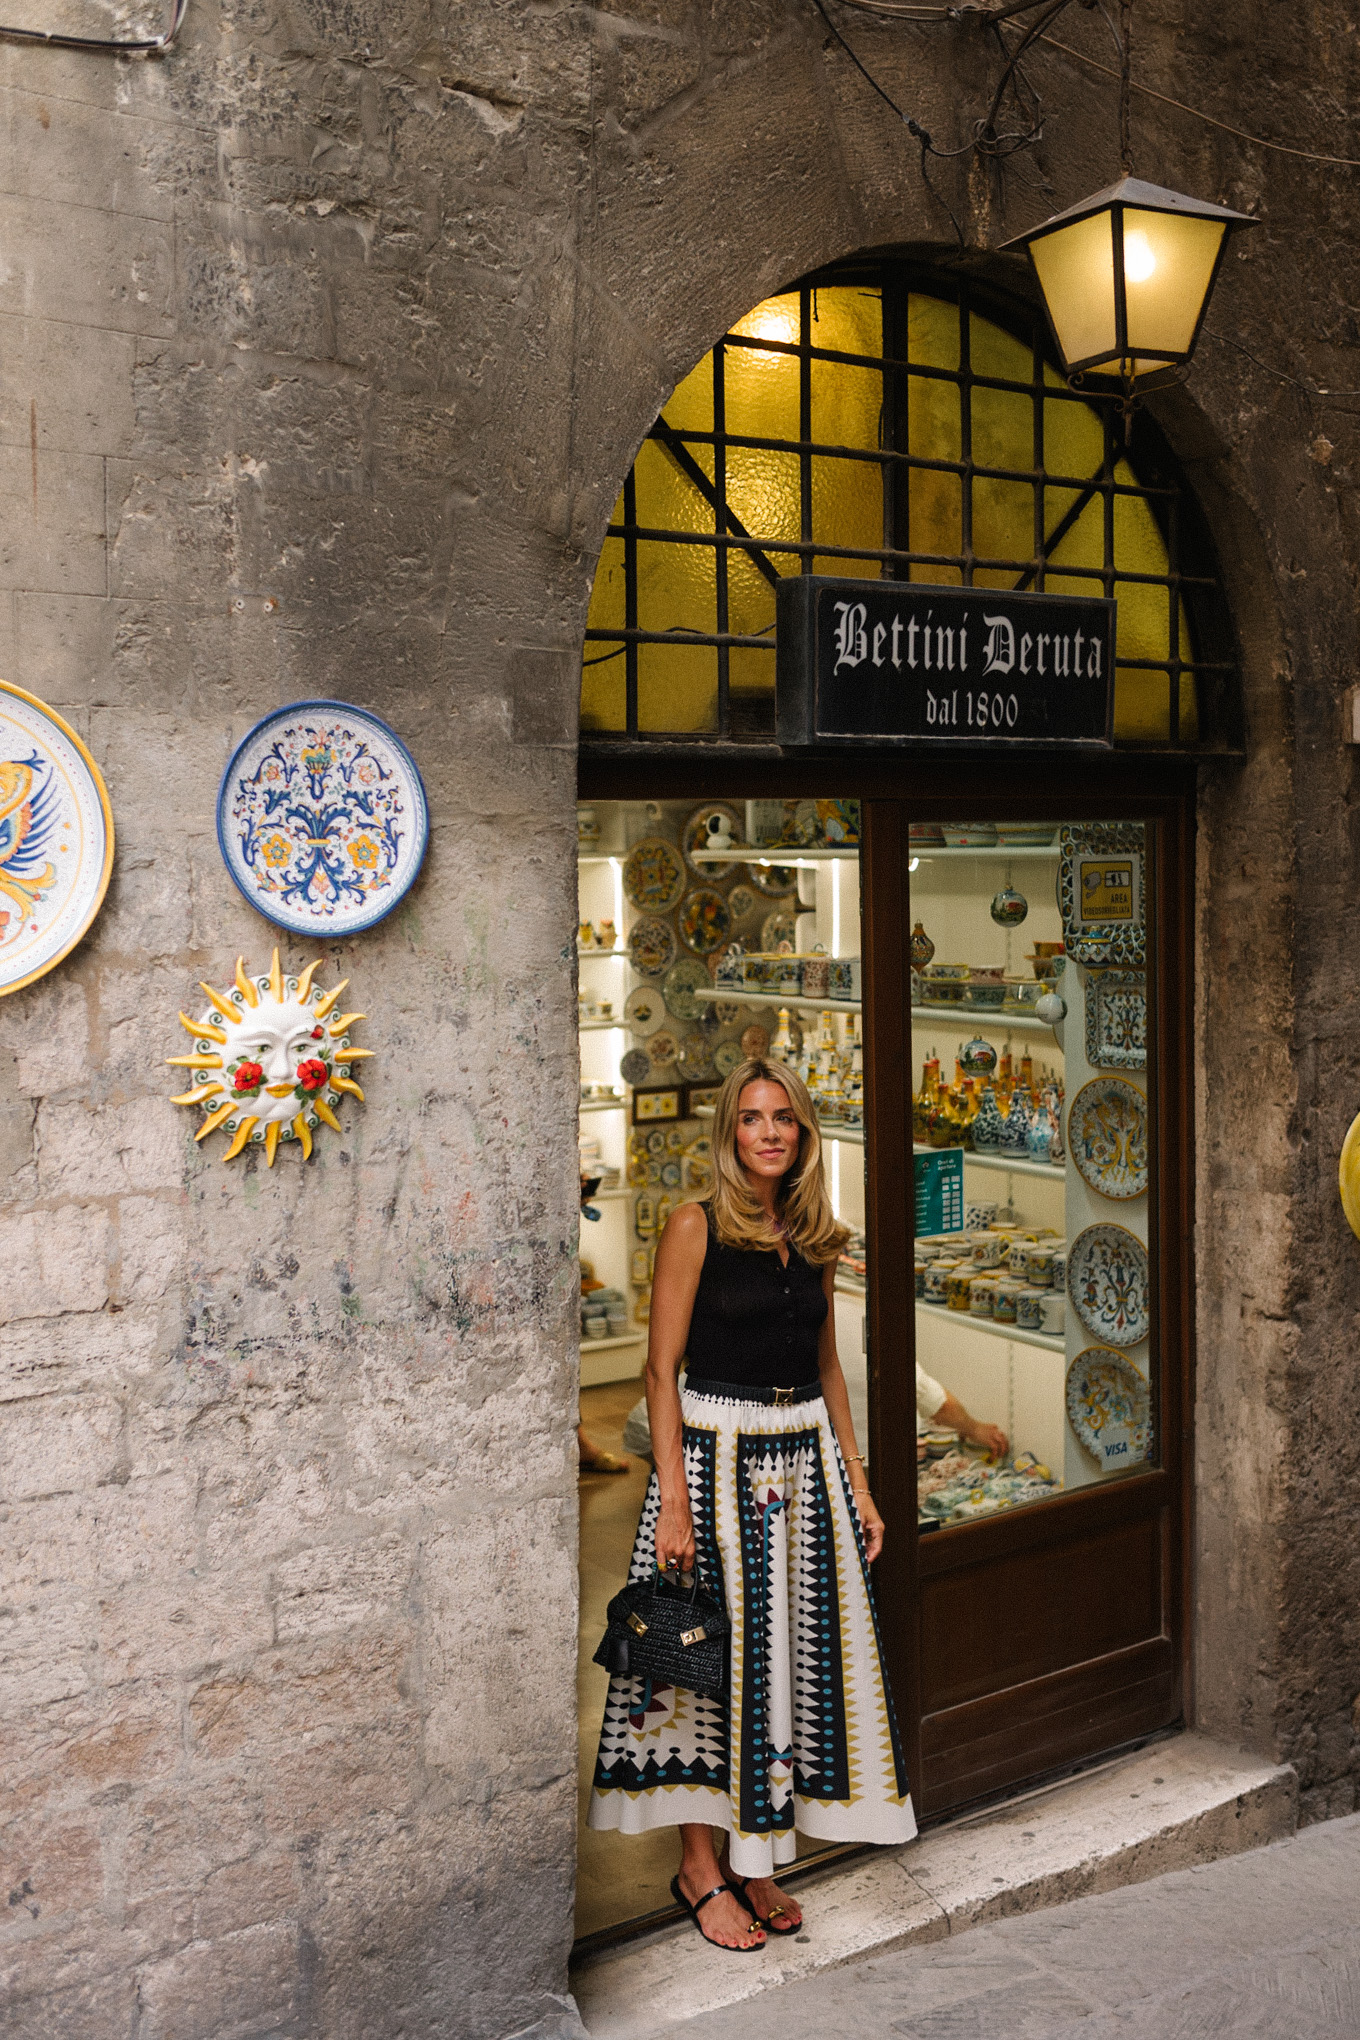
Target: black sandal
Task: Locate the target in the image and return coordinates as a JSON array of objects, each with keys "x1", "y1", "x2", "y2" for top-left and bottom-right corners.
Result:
[
  {"x1": 724, "y1": 1870, "x2": 801, "y2": 1935},
  {"x1": 669, "y1": 1874, "x2": 765, "y2": 1951}
]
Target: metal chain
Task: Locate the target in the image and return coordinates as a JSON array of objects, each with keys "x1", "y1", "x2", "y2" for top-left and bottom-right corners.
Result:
[{"x1": 1119, "y1": 0, "x2": 1133, "y2": 173}]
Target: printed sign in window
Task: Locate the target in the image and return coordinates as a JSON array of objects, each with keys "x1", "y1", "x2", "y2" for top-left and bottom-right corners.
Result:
[{"x1": 1074, "y1": 857, "x2": 1138, "y2": 926}]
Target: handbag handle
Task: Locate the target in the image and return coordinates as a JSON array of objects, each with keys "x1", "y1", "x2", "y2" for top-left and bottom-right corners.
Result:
[{"x1": 651, "y1": 1563, "x2": 701, "y2": 1610}]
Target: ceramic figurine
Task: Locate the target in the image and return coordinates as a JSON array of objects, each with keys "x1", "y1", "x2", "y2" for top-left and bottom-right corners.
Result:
[
  {"x1": 596, "y1": 918, "x2": 617, "y2": 950},
  {"x1": 167, "y1": 949, "x2": 371, "y2": 1166},
  {"x1": 990, "y1": 885, "x2": 1029, "y2": 928},
  {"x1": 578, "y1": 920, "x2": 595, "y2": 949},
  {"x1": 971, "y1": 1085, "x2": 1005, "y2": 1154},
  {"x1": 910, "y1": 920, "x2": 936, "y2": 969},
  {"x1": 704, "y1": 811, "x2": 736, "y2": 851},
  {"x1": 998, "y1": 1088, "x2": 1034, "y2": 1155}
]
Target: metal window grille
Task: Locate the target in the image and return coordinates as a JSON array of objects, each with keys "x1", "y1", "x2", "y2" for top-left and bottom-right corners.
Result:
[{"x1": 580, "y1": 259, "x2": 1240, "y2": 750}]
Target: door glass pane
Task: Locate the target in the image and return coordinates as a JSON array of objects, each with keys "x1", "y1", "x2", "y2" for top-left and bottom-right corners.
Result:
[{"x1": 911, "y1": 821, "x2": 1153, "y2": 1529}]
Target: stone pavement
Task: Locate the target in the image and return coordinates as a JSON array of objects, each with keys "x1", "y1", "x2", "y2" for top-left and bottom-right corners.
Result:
[{"x1": 673, "y1": 1813, "x2": 1360, "y2": 2040}]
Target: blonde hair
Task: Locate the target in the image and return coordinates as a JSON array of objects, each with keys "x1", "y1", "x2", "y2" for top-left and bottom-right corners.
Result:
[{"x1": 707, "y1": 1058, "x2": 850, "y2": 1266}]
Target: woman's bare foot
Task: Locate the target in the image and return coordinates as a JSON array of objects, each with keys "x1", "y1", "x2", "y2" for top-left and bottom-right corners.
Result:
[
  {"x1": 577, "y1": 1424, "x2": 628, "y2": 1474},
  {"x1": 719, "y1": 1850, "x2": 803, "y2": 1932},
  {"x1": 676, "y1": 1824, "x2": 765, "y2": 1949}
]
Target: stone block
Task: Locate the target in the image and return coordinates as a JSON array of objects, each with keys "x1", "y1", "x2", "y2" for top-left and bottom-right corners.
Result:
[
  {"x1": 0, "y1": 1589, "x2": 93, "y2": 1710},
  {"x1": 0, "y1": 1305, "x2": 158, "y2": 1404},
  {"x1": 134, "y1": 1920, "x2": 307, "y2": 2040},
  {"x1": 188, "y1": 1635, "x2": 407, "y2": 1758},
  {"x1": 191, "y1": 1847, "x2": 304, "y2": 1942},
  {"x1": 0, "y1": 310, "x2": 137, "y2": 459},
  {"x1": 271, "y1": 1534, "x2": 413, "y2": 1644},
  {"x1": 0, "y1": 1390, "x2": 123, "y2": 1501},
  {"x1": 116, "y1": 1196, "x2": 186, "y2": 1308},
  {"x1": 0, "y1": 442, "x2": 107, "y2": 596},
  {"x1": 121, "y1": 1777, "x2": 266, "y2": 1905},
  {"x1": 0, "y1": 191, "x2": 174, "y2": 335},
  {"x1": 97, "y1": 1565, "x2": 274, "y2": 1686},
  {"x1": 35, "y1": 1096, "x2": 180, "y2": 1201},
  {"x1": 0, "y1": 1971, "x2": 140, "y2": 2040},
  {"x1": 4, "y1": 87, "x2": 179, "y2": 225},
  {"x1": 10, "y1": 978, "x2": 91, "y2": 1094},
  {"x1": 0, "y1": 1814, "x2": 104, "y2": 1921},
  {"x1": 0, "y1": 1204, "x2": 110, "y2": 1328}
]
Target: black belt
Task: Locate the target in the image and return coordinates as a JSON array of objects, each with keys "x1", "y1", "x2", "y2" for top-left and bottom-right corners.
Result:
[{"x1": 684, "y1": 1374, "x2": 822, "y2": 1408}]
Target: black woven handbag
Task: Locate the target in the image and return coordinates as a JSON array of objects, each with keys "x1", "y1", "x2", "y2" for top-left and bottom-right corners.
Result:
[{"x1": 593, "y1": 1566, "x2": 729, "y2": 1701}]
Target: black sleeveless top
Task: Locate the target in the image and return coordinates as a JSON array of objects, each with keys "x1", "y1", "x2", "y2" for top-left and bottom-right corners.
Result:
[{"x1": 685, "y1": 1208, "x2": 828, "y2": 1389}]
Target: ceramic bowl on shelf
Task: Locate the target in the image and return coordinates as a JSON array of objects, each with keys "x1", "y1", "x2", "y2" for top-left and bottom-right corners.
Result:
[{"x1": 941, "y1": 823, "x2": 998, "y2": 847}]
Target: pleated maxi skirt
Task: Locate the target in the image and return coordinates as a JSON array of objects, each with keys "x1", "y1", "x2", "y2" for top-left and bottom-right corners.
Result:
[{"x1": 587, "y1": 1385, "x2": 917, "y2": 1878}]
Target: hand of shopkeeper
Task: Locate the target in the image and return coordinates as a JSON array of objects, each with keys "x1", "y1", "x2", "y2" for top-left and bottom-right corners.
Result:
[{"x1": 966, "y1": 1420, "x2": 1009, "y2": 1460}]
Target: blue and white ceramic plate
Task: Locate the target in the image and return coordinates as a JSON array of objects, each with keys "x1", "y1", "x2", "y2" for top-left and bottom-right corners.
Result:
[
  {"x1": 1068, "y1": 1077, "x2": 1148, "y2": 1199},
  {"x1": 1067, "y1": 1222, "x2": 1150, "y2": 1347},
  {"x1": 1066, "y1": 1346, "x2": 1151, "y2": 1467},
  {"x1": 0, "y1": 680, "x2": 114, "y2": 995},
  {"x1": 217, "y1": 701, "x2": 428, "y2": 935}
]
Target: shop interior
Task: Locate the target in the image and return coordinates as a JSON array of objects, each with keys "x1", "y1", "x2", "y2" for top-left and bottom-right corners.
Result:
[{"x1": 575, "y1": 797, "x2": 1153, "y2": 1944}]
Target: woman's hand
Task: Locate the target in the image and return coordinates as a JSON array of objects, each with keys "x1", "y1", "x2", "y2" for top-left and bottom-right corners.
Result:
[
  {"x1": 654, "y1": 1495, "x2": 696, "y2": 1574},
  {"x1": 853, "y1": 1489, "x2": 884, "y2": 1562}
]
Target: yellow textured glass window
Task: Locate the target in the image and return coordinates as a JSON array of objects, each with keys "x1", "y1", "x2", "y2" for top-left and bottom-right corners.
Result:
[{"x1": 581, "y1": 275, "x2": 1225, "y2": 745}]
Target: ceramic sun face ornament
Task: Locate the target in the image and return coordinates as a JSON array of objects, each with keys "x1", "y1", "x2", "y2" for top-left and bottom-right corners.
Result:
[{"x1": 168, "y1": 949, "x2": 371, "y2": 1164}]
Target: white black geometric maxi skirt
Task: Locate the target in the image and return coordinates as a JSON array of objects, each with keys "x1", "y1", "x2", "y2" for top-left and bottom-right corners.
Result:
[{"x1": 587, "y1": 1387, "x2": 917, "y2": 1877}]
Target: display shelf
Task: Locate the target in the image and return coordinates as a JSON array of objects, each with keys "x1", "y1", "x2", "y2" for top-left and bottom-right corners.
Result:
[
  {"x1": 912, "y1": 1142, "x2": 1063, "y2": 1182},
  {"x1": 579, "y1": 1097, "x2": 627, "y2": 1113},
  {"x1": 915, "y1": 1298, "x2": 1064, "y2": 1353},
  {"x1": 692, "y1": 986, "x2": 862, "y2": 1017},
  {"x1": 910, "y1": 844, "x2": 1059, "y2": 861},
  {"x1": 912, "y1": 1002, "x2": 1058, "y2": 1034},
  {"x1": 580, "y1": 1327, "x2": 647, "y2": 1352},
  {"x1": 579, "y1": 944, "x2": 627, "y2": 958},
  {"x1": 691, "y1": 845, "x2": 860, "y2": 866},
  {"x1": 834, "y1": 1276, "x2": 866, "y2": 1300},
  {"x1": 823, "y1": 1124, "x2": 865, "y2": 1147},
  {"x1": 579, "y1": 1017, "x2": 626, "y2": 1031},
  {"x1": 578, "y1": 852, "x2": 623, "y2": 865}
]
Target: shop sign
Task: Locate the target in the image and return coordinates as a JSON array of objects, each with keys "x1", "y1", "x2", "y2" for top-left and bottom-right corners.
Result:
[
  {"x1": 915, "y1": 1147, "x2": 964, "y2": 1236},
  {"x1": 776, "y1": 577, "x2": 1114, "y2": 747}
]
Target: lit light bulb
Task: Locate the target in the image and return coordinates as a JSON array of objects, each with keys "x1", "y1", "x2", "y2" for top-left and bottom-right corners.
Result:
[{"x1": 1123, "y1": 230, "x2": 1156, "y2": 283}]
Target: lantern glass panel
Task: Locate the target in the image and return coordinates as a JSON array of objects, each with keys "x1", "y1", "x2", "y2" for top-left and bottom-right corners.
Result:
[
  {"x1": 1028, "y1": 210, "x2": 1117, "y2": 370},
  {"x1": 1122, "y1": 208, "x2": 1226, "y2": 364}
]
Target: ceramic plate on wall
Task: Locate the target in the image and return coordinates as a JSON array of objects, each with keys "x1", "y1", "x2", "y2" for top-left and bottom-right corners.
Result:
[
  {"x1": 647, "y1": 1029, "x2": 679, "y2": 1068},
  {"x1": 1066, "y1": 1347, "x2": 1151, "y2": 1466},
  {"x1": 1067, "y1": 1223, "x2": 1150, "y2": 1347},
  {"x1": 624, "y1": 984, "x2": 667, "y2": 1036},
  {"x1": 714, "y1": 1039, "x2": 745, "y2": 1078},
  {"x1": 682, "y1": 803, "x2": 743, "y2": 875},
  {"x1": 622, "y1": 835, "x2": 686, "y2": 913},
  {"x1": 746, "y1": 858, "x2": 797, "y2": 897},
  {"x1": 727, "y1": 884, "x2": 758, "y2": 922},
  {"x1": 619, "y1": 1048, "x2": 652, "y2": 1086},
  {"x1": 0, "y1": 681, "x2": 114, "y2": 996},
  {"x1": 217, "y1": 700, "x2": 427, "y2": 935},
  {"x1": 663, "y1": 956, "x2": 712, "y2": 1021},
  {"x1": 626, "y1": 917, "x2": 676, "y2": 980},
  {"x1": 761, "y1": 907, "x2": 796, "y2": 952},
  {"x1": 678, "y1": 887, "x2": 732, "y2": 956},
  {"x1": 1068, "y1": 1077, "x2": 1149, "y2": 1200}
]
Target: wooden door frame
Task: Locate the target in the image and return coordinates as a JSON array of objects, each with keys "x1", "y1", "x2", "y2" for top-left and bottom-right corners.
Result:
[{"x1": 578, "y1": 749, "x2": 1197, "y2": 1824}]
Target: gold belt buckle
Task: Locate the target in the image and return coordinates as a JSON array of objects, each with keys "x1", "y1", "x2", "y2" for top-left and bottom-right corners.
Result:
[{"x1": 772, "y1": 1385, "x2": 794, "y2": 1407}]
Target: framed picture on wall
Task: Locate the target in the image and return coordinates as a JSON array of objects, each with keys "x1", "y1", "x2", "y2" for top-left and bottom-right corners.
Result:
[
  {"x1": 684, "y1": 1083, "x2": 721, "y2": 1118},
  {"x1": 632, "y1": 1086, "x2": 682, "y2": 1124}
]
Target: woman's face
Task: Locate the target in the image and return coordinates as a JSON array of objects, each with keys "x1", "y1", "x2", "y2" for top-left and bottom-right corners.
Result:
[{"x1": 735, "y1": 1079, "x2": 801, "y2": 1184}]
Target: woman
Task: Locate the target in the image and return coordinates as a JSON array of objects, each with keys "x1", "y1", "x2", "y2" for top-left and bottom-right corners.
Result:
[{"x1": 588, "y1": 1059, "x2": 915, "y2": 1952}]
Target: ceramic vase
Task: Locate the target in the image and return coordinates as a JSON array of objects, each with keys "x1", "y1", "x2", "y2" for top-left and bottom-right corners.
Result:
[{"x1": 910, "y1": 920, "x2": 936, "y2": 969}]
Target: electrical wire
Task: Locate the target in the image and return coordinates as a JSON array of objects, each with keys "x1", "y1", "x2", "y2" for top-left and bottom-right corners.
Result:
[
  {"x1": 809, "y1": 0, "x2": 970, "y2": 245},
  {"x1": 0, "y1": 0, "x2": 185, "y2": 53}
]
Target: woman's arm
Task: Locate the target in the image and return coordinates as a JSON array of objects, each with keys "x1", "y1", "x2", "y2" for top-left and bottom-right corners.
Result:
[
  {"x1": 816, "y1": 1262, "x2": 884, "y2": 1561},
  {"x1": 644, "y1": 1201, "x2": 709, "y2": 1572}
]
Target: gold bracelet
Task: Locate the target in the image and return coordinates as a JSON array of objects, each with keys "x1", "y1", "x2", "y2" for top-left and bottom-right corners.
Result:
[
  {"x1": 846, "y1": 1452, "x2": 865, "y2": 1464},
  {"x1": 852, "y1": 1484, "x2": 871, "y2": 1496}
]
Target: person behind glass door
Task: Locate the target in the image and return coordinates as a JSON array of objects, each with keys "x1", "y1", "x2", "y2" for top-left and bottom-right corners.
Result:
[
  {"x1": 587, "y1": 1058, "x2": 915, "y2": 1953},
  {"x1": 916, "y1": 1362, "x2": 1008, "y2": 1461}
]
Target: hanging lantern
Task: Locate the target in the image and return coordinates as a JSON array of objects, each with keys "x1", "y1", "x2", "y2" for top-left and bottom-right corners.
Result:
[{"x1": 1002, "y1": 177, "x2": 1256, "y2": 393}]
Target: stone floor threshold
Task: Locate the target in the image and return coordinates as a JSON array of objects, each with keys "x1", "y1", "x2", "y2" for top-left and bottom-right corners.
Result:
[{"x1": 570, "y1": 1732, "x2": 1297, "y2": 2039}]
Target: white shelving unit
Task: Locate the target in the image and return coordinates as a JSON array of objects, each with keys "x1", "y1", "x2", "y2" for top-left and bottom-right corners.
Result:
[
  {"x1": 910, "y1": 844, "x2": 1060, "y2": 862},
  {"x1": 916, "y1": 1298, "x2": 1064, "y2": 1354},
  {"x1": 913, "y1": 1142, "x2": 1062, "y2": 1182},
  {"x1": 580, "y1": 1018, "x2": 627, "y2": 1032},
  {"x1": 579, "y1": 1097, "x2": 627, "y2": 1113},
  {"x1": 913, "y1": 1002, "x2": 1056, "y2": 1033},
  {"x1": 692, "y1": 986, "x2": 862, "y2": 1018}
]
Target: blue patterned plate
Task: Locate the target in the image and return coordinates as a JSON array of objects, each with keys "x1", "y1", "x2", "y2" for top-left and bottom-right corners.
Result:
[
  {"x1": 217, "y1": 700, "x2": 428, "y2": 935},
  {"x1": 1067, "y1": 1222, "x2": 1150, "y2": 1347},
  {"x1": 1066, "y1": 1346, "x2": 1151, "y2": 1467}
]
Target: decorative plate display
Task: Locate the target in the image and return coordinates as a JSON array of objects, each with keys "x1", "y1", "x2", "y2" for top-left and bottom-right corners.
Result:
[
  {"x1": 727, "y1": 884, "x2": 758, "y2": 923},
  {"x1": 1068, "y1": 1077, "x2": 1148, "y2": 1200},
  {"x1": 626, "y1": 916, "x2": 676, "y2": 980},
  {"x1": 0, "y1": 680, "x2": 114, "y2": 996},
  {"x1": 619, "y1": 1047, "x2": 652, "y2": 1086},
  {"x1": 1066, "y1": 1347, "x2": 1151, "y2": 1468},
  {"x1": 740, "y1": 1023, "x2": 770, "y2": 1057},
  {"x1": 746, "y1": 858, "x2": 797, "y2": 896},
  {"x1": 1068, "y1": 1223, "x2": 1150, "y2": 1347},
  {"x1": 676, "y1": 1031, "x2": 714, "y2": 1080},
  {"x1": 1058, "y1": 822, "x2": 1145, "y2": 967},
  {"x1": 622, "y1": 835, "x2": 686, "y2": 913},
  {"x1": 682, "y1": 803, "x2": 743, "y2": 875},
  {"x1": 761, "y1": 907, "x2": 796, "y2": 952},
  {"x1": 217, "y1": 700, "x2": 427, "y2": 935},
  {"x1": 647, "y1": 1029, "x2": 679, "y2": 1068},
  {"x1": 677, "y1": 887, "x2": 732, "y2": 956},
  {"x1": 663, "y1": 957, "x2": 713, "y2": 1022},
  {"x1": 1085, "y1": 968, "x2": 1147, "y2": 1070},
  {"x1": 714, "y1": 1040, "x2": 745, "y2": 1079},
  {"x1": 624, "y1": 983, "x2": 666, "y2": 1036},
  {"x1": 712, "y1": 998, "x2": 741, "y2": 1025}
]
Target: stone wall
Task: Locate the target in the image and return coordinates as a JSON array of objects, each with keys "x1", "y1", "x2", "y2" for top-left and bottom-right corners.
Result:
[{"x1": 0, "y1": 0, "x2": 1355, "y2": 2033}]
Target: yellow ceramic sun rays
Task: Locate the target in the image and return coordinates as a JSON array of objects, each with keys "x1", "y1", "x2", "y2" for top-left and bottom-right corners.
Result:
[{"x1": 168, "y1": 947, "x2": 373, "y2": 1165}]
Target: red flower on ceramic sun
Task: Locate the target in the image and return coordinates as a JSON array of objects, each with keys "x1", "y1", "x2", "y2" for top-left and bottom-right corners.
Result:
[
  {"x1": 295, "y1": 1057, "x2": 329, "y2": 1093},
  {"x1": 234, "y1": 1061, "x2": 264, "y2": 1093}
]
